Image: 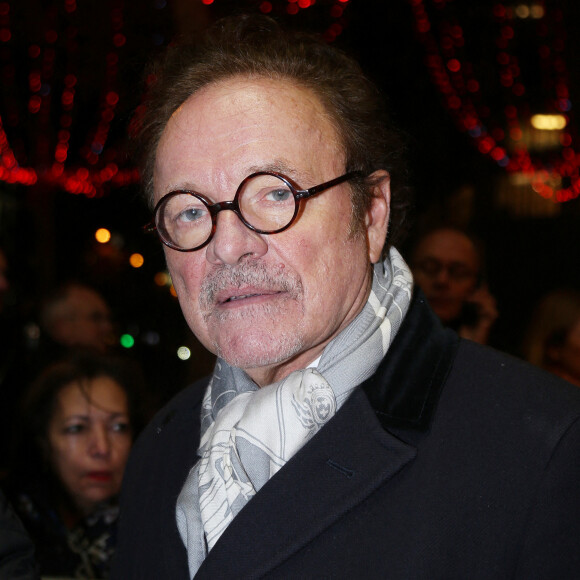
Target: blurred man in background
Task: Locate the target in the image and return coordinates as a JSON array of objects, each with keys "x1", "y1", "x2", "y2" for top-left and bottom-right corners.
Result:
[
  {"x1": 410, "y1": 226, "x2": 498, "y2": 344},
  {"x1": 39, "y1": 282, "x2": 115, "y2": 353}
]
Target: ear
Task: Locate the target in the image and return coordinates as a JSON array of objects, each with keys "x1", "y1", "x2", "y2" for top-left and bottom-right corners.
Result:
[{"x1": 364, "y1": 170, "x2": 391, "y2": 264}]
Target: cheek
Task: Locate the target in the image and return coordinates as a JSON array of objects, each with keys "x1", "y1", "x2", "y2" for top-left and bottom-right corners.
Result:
[
  {"x1": 167, "y1": 254, "x2": 206, "y2": 318},
  {"x1": 562, "y1": 337, "x2": 580, "y2": 362},
  {"x1": 49, "y1": 439, "x2": 81, "y2": 483},
  {"x1": 452, "y1": 280, "x2": 475, "y2": 297},
  {"x1": 568, "y1": 327, "x2": 580, "y2": 354},
  {"x1": 168, "y1": 252, "x2": 205, "y2": 291},
  {"x1": 113, "y1": 436, "x2": 132, "y2": 466},
  {"x1": 291, "y1": 235, "x2": 365, "y2": 314},
  {"x1": 413, "y1": 272, "x2": 431, "y2": 290}
]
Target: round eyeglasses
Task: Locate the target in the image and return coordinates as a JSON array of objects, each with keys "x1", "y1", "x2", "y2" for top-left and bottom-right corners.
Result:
[{"x1": 145, "y1": 170, "x2": 362, "y2": 252}]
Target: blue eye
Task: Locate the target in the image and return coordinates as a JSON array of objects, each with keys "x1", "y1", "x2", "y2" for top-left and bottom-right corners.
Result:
[
  {"x1": 178, "y1": 207, "x2": 205, "y2": 222},
  {"x1": 64, "y1": 424, "x2": 85, "y2": 435},
  {"x1": 265, "y1": 188, "x2": 292, "y2": 202}
]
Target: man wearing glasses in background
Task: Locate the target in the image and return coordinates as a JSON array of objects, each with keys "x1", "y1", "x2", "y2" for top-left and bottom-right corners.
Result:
[
  {"x1": 410, "y1": 226, "x2": 499, "y2": 345},
  {"x1": 112, "y1": 15, "x2": 580, "y2": 579}
]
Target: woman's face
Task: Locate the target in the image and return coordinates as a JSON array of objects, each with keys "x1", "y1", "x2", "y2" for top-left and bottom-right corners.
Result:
[{"x1": 47, "y1": 376, "x2": 132, "y2": 515}]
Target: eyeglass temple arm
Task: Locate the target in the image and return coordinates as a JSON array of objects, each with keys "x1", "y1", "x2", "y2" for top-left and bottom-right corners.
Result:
[{"x1": 295, "y1": 170, "x2": 363, "y2": 200}]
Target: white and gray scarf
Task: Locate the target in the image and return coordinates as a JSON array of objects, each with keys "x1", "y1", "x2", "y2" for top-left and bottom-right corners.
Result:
[{"x1": 176, "y1": 247, "x2": 413, "y2": 578}]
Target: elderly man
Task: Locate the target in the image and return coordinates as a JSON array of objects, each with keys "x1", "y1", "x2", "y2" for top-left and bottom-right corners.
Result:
[
  {"x1": 410, "y1": 227, "x2": 498, "y2": 344},
  {"x1": 112, "y1": 15, "x2": 580, "y2": 579}
]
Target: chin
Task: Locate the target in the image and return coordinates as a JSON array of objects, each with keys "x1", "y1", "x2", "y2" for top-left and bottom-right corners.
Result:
[{"x1": 214, "y1": 327, "x2": 305, "y2": 371}]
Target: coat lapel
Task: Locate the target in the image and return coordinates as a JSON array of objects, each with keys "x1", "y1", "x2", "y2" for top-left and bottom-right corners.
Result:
[
  {"x1": 195, "y1": 386, "x2": 416, "y2": 579},
  {"x1": 157, "y1": 396, "x2": 204, "y2": 578},
  {"x1": 190, "y1": 290, "x2": 458, "y2": 579}
]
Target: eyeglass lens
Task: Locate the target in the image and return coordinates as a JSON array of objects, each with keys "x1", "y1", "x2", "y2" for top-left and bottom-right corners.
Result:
[
  {"x1": 156, "y1": 174, "x2": 297, "y2": 250},
  {"x1": 415, "y1": 258, "x2": 476, "y2": 281}
]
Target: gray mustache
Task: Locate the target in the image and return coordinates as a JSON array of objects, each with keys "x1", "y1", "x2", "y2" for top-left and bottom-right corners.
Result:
[{"x1": 199, "y1": 262, "x2": 302, "y2": 309}]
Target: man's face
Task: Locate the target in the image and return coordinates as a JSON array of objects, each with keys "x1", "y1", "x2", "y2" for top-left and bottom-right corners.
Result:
[
  {"x1": 55, "y1": 287, "x2": 115, "y2": 352},
  {"x1": 412, "y1": 229, "x2": 479, "y2": 323},
  {"x1": 153, "y1": 77, "x2": 389, "y2": 385}
]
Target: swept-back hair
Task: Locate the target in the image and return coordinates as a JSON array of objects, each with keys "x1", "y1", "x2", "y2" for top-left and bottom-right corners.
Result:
[{"x1": 131, "y1": 14, "x2": 412, "y2": 250}]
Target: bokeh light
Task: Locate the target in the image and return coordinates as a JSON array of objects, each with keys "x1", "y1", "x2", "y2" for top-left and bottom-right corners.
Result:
[
  {"x1": 177, "y1": 346, "x2": 191, "y2": 360},
  {"x1": 95, "y1": 228, "x2": 111, "y2": 243},
  {"x1": 129, "y1": 253, "x2": 144, "y2": 268},
  {"x1": 120, "y1": 333, "x2": 135, "y2": 348}
]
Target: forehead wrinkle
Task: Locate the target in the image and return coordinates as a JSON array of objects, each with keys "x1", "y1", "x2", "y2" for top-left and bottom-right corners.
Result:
[
  {"x1": 171, "y1": 160, "x2": 319, "y2": 199},
  {"x1": 248, "y1": 159, "x2": 316, "y2": 184},
  {"x1": 156, "y1": 77, "x2": 344, "y2": 201}
]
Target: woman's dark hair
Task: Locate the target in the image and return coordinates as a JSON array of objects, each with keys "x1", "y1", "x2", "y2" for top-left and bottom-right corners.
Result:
[{"x1": 132, "y1": 14, "x2": 412, "y2": 251}]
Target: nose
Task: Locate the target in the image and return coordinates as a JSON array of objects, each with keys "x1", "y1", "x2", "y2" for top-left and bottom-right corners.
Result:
[
  {"x1": 433, "y1": 267, "x2": 451, "y2": 287},
  {"x1": 205, "y1": 209, "x2": 268, "y2": 266},
  {"x1": 89, "y1": 425, "x2": 111, "y2": 459}
]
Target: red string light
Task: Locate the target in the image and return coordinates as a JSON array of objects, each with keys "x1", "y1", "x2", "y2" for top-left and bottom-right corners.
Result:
[
  {"x1": 0, "y1": 0, "x2": 350, "y2": 196},
  {"x1": 0, "y1": 0, "x2": 143, "y2": 195},
  {"x1": 410, "y1": 0, "x2": 579, "y2": 202}
]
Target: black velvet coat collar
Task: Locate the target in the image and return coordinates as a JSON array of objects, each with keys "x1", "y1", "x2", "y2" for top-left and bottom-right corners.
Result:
[{"x1": 362, "y1": 289, "x2": 459, "y2": 431}]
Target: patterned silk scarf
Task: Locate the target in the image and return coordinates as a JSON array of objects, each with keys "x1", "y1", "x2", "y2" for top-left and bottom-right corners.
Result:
[{"x1": 176, "y1": 248, "x2": 413, "y2": 578}]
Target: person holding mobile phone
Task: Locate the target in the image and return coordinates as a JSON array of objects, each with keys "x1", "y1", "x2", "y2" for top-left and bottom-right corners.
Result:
[{"x1": 410, "y1": 226, "x2": 498, "y2": 345}]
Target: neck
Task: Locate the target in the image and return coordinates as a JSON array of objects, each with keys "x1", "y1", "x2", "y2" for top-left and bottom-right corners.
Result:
[{"x1": 245, "y1": 346, "x2": 325, "y2": 387}]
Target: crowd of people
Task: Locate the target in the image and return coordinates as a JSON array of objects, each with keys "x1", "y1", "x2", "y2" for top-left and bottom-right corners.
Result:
[
  {"x1": 1, "y1": 13, "x2": 579, "y2": 579},
  {"x1": 0, "y1": 243, "x2": 158, "y2": 577},
  {"x1": 0, "y1": 253, "x2": 152, "y2": 577}
]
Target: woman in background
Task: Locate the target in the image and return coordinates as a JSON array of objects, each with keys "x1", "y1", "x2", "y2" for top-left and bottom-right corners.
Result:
[
  {"x1": 523, "y1": 288, "x2": 580, "y2": 387},
  {"x1": 2, "y1": 351, "x2": 148, "y2": 579}
]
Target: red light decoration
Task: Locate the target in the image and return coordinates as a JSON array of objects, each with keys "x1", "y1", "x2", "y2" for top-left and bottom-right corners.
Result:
[
  {"x1": 411, "y1": 0, "x2": 579, "y2": 202},
  {"x1": 1, "y1": 0, "x2": 351, "y2": 196},
  {"x1": 0, "y1": 0, "x2": 143, "y2": 196}
]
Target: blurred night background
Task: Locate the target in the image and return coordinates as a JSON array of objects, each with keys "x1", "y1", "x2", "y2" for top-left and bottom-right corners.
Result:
[{"x1": 1, "y1": 0, "x2": 579, "y2": 401}]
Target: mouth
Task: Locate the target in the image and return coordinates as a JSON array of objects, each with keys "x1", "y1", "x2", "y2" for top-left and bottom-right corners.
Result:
[
  {"x1": 217, "y1": 289, "x2": 283, "y2": 306},
  {"x1": 86, "y1": 471, "x2": 113, "y2": 482},
  {"x1": 199, "y1": 262, "x2": 303, "y2": 318}
]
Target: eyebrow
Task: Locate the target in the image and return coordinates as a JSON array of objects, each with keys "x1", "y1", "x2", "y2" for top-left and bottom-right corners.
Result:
[
  {"x1": 249, "y1": 160, "x2": 316, "y2": 185},
  {"x1": 248, "y1": 160, "x2": 294, "y2": 176},
  {"x1": 62, "y1": 412, "x2": 129, "y2": 421},
  {"x1": 166, "y1": 159, "x2": 315, "y2": 196}
]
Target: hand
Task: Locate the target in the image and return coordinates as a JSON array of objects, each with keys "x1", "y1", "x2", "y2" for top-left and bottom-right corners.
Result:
[{"x1": 458, "y1": 284, "x2": 498, "y2": 345}]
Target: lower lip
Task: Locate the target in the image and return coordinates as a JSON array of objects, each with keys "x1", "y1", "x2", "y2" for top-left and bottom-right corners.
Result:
[
  {"x1": 220, "y1": 292, "x2": 283, "y2": 309},
  {"x1": 87, "y1": 472, "x2": 113, "y2": 482}
]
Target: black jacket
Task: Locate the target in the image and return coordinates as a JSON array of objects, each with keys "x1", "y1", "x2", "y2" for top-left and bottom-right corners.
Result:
[
  {"x1": 0, "y1": 489, "x2": 39, "y2": 580},
  {"x1": 112, "y1": 293, "x2": 580, "y2": 579}
]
